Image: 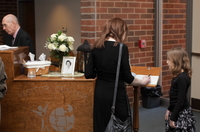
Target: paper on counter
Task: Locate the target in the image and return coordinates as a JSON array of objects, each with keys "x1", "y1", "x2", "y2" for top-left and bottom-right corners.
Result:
[
  {"x1": 0, "y1": 45, "x2": 18, "y2": 50},
  {"x1": 135, "y1": 74, "x2": 159, "y2": 86},
  {"x1": 28, "y1": 52, "x2": 35, "y2": 61},
  {"x1": 38, "y1": 53, "x2": 46, "y2": 61}
]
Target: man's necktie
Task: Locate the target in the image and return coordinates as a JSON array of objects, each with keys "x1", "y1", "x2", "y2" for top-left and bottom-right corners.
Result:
[{"x1": 12, "y1": 37, "x2": 15, "y2": 46}]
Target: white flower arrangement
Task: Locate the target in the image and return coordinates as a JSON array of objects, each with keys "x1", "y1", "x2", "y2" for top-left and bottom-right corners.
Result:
[{"x1": 45, "y1": 30, "x2": 75, "y2": 61}]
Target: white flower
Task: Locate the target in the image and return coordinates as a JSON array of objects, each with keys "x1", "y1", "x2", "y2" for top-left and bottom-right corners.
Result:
[
  {"x1": 59, "y1": 44, "x2": 68, "y2": 52},
  {"x1": 47, "y1": 43, "x2": 56, "y2": 50},
  {"x1": 58, "y1": 33, "x2": 67, "y2": 41},
  {"x1": 67, "y1": 36, "x2": 75, "y2": 42},
  {"x1": 50, "y1": 34, "x2": 57, "y2": 41},
  {"x1": 68, "y1": 44, "x2": 74, "y2": 50},
  {"x1": 45, "y1": 30, "x2": 75, "y2": 60}
]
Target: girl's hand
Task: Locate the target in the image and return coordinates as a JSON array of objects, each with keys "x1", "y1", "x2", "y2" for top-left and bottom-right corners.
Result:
[
  {"x1": 165, "y1": 110, "x2": 170, "y2": 120},
  {"x1": 169, "y1": 120, "x2": 176, "y2": 128}
]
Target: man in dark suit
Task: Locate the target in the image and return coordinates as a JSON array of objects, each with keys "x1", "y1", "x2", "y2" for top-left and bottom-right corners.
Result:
[{"x1": 2, "y1": 14, "x2": 34, "y2": 53}]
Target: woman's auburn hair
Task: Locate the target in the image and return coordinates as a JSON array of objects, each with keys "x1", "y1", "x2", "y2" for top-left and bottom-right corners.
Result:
[
  {"x1": 167, "y1": 48, "x2": 192, "y2": 78},
  {"x1": 92, "y1": 17, "x2": 128, "y2": 49}
]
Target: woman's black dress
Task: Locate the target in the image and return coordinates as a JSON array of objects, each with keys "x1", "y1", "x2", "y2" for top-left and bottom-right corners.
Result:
[{"x1": 85, "y1": 41, "x2": 134, "y2": 132}]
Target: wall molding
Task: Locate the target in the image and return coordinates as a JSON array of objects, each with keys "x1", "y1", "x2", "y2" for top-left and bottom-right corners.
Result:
[{"x1": 191, "y1": 52, "x2": 200, "y2": 56}]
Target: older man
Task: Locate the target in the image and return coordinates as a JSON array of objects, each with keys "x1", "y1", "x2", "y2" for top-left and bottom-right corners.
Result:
[{"x1": 2, "y1": 14, "x2": 34, "y2": 53}]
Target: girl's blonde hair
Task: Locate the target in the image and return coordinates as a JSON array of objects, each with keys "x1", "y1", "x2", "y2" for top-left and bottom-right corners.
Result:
[
  {"x1": 167, "y1": 48, "x2": 192, "y2": 78},
  {"x1": 92, "y1": 17, "x2": 128, "y2": 49}
]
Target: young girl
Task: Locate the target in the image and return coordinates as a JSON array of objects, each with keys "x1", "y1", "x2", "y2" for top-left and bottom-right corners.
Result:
[{"x1": 165, "y1": 48, "x2": 196, "y2": 132}]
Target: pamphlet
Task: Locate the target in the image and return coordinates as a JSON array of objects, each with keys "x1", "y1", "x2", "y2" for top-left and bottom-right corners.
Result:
[
  {"x1": 135, "y1": 74, "x2": 159, "y2": 86},
  {"x1": 0, "y1": 45, "x2": 18, "y2": 50}
]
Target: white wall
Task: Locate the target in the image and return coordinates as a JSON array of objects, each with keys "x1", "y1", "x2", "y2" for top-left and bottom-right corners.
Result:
[
  {"x1": 191, "y1": 0, "x2": 200, "y2": 99},
  {"x1": 35, "y1": 0, "x2": 81, "y2": 58}
]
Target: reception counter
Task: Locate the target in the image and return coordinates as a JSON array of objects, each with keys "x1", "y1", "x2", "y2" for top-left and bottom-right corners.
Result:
[{"x1": 0, "y1": 47, "x2": 95, "y2": 132}]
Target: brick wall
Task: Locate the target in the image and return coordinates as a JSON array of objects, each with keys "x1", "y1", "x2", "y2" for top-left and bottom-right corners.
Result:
[
  {"x1": 81, "y1": 0, "x2": 187, "y2": 107},
  {"x1": 0, "y1": 0, "x2": 17, "y2": 44}
]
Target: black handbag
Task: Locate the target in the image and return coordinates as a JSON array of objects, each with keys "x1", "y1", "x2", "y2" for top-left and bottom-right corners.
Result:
[{"x1": 104, "y1": 43, "x2": 133, "y2": 132}]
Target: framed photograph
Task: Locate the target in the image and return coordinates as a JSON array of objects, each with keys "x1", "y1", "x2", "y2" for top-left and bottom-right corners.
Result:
[{"x1": 61, "y1": 56, "x2": 76, "y2": 75}]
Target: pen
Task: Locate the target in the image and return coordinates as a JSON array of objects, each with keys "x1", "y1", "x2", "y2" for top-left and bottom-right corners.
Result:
[{"x1": 148, "y1": 74, "x2": 151, "y2": 77}]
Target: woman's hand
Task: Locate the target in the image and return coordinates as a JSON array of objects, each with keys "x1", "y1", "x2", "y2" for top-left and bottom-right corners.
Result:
[
  {"x1": 141, "y1": 75, "x2": 151, "y2": 86},
  {"x1": 131, "y1": 75, "x2": 151, "y2": 86}
]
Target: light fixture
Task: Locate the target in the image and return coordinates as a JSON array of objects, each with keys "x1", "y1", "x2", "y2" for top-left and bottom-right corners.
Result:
[{"x1": 76, "y1": 40, "x2": 91, "y2": 72}]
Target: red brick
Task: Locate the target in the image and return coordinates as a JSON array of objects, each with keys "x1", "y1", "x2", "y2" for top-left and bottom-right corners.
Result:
[
  {"x1": 141, "y1": 3, "x2": 154, "y2": 8},
  {"x1": 115, "y1": 2, "x2": 128, "y2": 7},
  {"x1": 173, "y1": 35, "x2": 183, "y2": 39},
  {"x1": 168, "y1": 9, "x2": 179, "y2": 13},
  {"x1": 129, "y1": 47, "x2": 140, "y2": 53},
  {"x1": 135, "y1": 20, "x2": 146, "y2": 24},
  {"x1": 124, "y1": 20, "x2": 134, "y2": 24},
  {"x1": 96, "y1": 19, "x2": 107, "y2": 25},
  {"x1": 168, "y1": 0, "x2": 180, "y2": 3},
  {"x1": 163, "y1": 35, "x2": 173, "y2": 40},
  {"x1": 141, "y1": 14, "x2": 153, "y2": 19},
  {"x1": 174, "y1": 25, "x2": 184, "y2": 29},
  {"x1": 81, "y1": 8, "x2": 95, "y2": 13},
  {"x1": 147, "y1": 20, "x2": 154, "y2": 24},
  {"x1": 130, "y1": 58, "x2": 139, "y2": 64},
  {"x1": 100, "y1": 2, "x2": 114, "y2": 7},
  {"x1": 135, "y1": 0, "x2": 146, "y2": 2},
  {"x1": 81, "y1": 20, "x2": 95, "y2": 25},
  {"x1": 140, "y1": 57, "x2": 151, "y2": 63},
  {"x1": 128, "y1": 14, "x2": 140, "y2": 19},
  {"x1": 97, "y1": 8, "x2": 108, "y2": 13},
  {"x1": 81, "y1": 2, "x2": 95, "y2": 7},
  {"x1": 134, "y1": 52, "x2": 146, "y2": 58},
  {"x1": 128, "y1": 36, "x2": 140, "y2": 42},
  {"x1": 129, "y1": 25, "x2": 141, "y2": 30},
  {"x1": 108, "y1": 8, "x2": 121, "y2": 13},
  {"x1": 163, "y1": 45, "x2": 173, "y2": 50},
  {"x1": 122, "y1": 8, "x2": 134, "y2": 14},
  {"x1": 174, "y1": 4, "x2": 186, "y2": 8},
  {"x1": 140, "y1": 36, "x2": 152, "y2": 41},
  {"x1": 163, "y1": 4, "x2": 175, "y2": 8},
  {"x1": 163, "y1": 25, "x2": 173, "y2": 29},
  {"x1": 178, "y1": 39, "x2": 186, "y2": 44},
  {"x1": 115, "y1": 14, "x2": 128, "y2": 19},
  {"x1": 99, "y1": 14, "x2": 114, "y2": 19},
  {"x1": 141, "y1": 25, "x2": 153, "y2": 30},
  {"x1": 81, "y1": 26, "x2": 95, "y2": 31},
  {"x1": 81, "y1": 14, "x2": 95, "y2": 19},
  {"x1": 147, "y1": 31, "x2": 154, "y2": 35},
  {"x1": 168, "y1": 40, "x2": 179, "y2": 44},
  {"x1": 135, "y1": 8, "x2": 147, "y2": 13},
  {"x1": 135, "y1": 31, "x2": 146, "y2": 36},
  {"x1": 129, "y1": 3, "x2": 141, "y2": 8}
]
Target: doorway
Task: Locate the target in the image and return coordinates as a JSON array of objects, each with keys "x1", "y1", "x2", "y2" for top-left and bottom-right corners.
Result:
[{"x1": 18, "y1": 0, "x2": 35, "y2": 54}]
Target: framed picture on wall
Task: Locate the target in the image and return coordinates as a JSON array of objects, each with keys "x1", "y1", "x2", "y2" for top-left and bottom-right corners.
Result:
[{"x1": 61, "y1": 56, "x2": 76, "y2": 75}]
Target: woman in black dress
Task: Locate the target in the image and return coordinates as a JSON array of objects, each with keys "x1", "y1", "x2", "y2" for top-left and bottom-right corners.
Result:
[
  {"x1": 85, "y1": 17, "x2": 150, "y2": 132},
  {"x1": 165, "y1": 48, "x2": 196, "y2": 132}
]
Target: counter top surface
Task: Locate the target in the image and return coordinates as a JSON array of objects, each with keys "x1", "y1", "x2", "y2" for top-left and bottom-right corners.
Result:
[{"x1": 14, "y1": 74, "x2": 95, "y2": 82}]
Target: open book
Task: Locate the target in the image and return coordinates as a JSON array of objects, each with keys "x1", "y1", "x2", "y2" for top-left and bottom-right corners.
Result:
[{"x1": 135, "y1": 74, "x2": 159, "y2": 86}]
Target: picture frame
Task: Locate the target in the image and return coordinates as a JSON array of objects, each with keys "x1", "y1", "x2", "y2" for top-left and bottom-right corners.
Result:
[{"x1": 61, "y1": 56, "x2": 76, "y2": 75}]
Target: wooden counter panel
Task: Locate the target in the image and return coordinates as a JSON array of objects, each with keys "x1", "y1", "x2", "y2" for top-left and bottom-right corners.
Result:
[
  {"x1": 0, "y1": 47, "x2": 29, "y2": 84},
  {"x1": 0, "y1": 47, "x2": 96, "y2": 132},
  {"x1": 0, "y1": 80, "x2": 95, "y2": 132}
]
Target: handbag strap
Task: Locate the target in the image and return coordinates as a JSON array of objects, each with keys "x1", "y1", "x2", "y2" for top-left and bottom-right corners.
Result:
[{"x1": 111, "y1": 43, "x2": 123, "y2": 114}]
